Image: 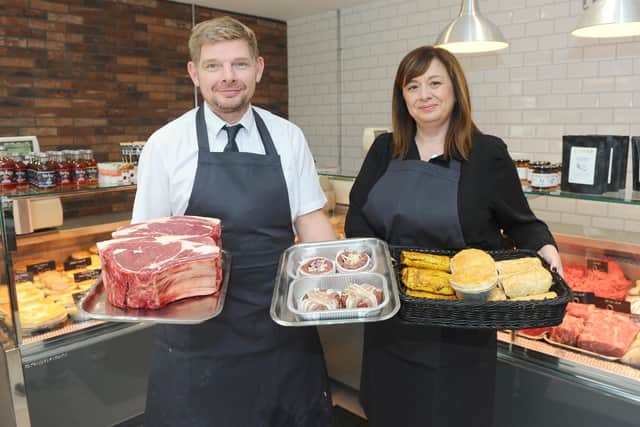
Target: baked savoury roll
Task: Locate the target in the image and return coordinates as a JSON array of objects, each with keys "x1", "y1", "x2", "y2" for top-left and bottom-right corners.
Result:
[
  {"x1": 401, "y1": 251, "x2": 450, "y2": 272},
  {"x1": 404, "y1": 288, "x2": 458, "y2": 300},
  {"x1": 500, "y1": 267, "x2": 552, "y2": 298},
  {"x1": 401, "y1": 267, "x2": 455, "y2": 296}
]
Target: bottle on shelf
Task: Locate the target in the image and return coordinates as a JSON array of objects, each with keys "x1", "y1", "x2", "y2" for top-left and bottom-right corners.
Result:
[
  {"x1": 0, "y1": 145, "x2": 17, "y2": 192},
  {"x1": 70, "y1": 150, "x2": 87, "y2": 188},
  {"x1": 10, "y1": 153, "x2": 28, "y2": 191},
  {"x1": 81, "y1": 149, "x2": 98, "y2": 187}
]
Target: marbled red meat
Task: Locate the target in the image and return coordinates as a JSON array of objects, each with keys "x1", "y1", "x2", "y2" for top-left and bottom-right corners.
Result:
[
  {"x1": 98, "y1": 235, "x2": 222, "y2": 309},
  {"x1": 550, "y1": 315, "x2": 584, "y2": 346},
  {"x1": 113, "y1": 215, "x2": 222, "y2": 248},
  {"x1": 577, "y1": 310, "x2": 640, "y2": 357}
]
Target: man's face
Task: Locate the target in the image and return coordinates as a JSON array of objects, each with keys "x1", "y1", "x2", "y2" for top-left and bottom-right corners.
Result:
[{"x1": 188, "y1": 39, "x2": 264, "y2": 122}]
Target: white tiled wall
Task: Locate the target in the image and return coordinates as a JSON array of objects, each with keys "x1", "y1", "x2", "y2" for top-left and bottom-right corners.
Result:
[{"x1": 287, "y1": 0, "x2": 640, "y2": 235}]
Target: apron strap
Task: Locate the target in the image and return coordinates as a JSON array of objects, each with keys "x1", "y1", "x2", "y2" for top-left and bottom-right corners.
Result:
[
  {"x1": 252, "y1": 109, "x2": 278, "y2": 156},
  {"x1": 195, "y1": 105, "x2": 210, "y2": 152}
]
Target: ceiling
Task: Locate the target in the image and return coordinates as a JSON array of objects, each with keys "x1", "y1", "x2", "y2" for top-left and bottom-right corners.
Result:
[{"x1": 171, "y1": 0, "x2": 373, "y2": 21}]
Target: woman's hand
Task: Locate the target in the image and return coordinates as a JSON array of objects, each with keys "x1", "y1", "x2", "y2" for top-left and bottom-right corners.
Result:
[{"x1": 538, "y1": 244, "x2": 563, "y2": 277}]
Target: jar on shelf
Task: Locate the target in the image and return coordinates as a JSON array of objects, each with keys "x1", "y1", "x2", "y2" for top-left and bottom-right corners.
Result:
[
  {"x1": 81, "y1": 149, "x2": 98, "y2": 187},
  {"x1": 514, "y1": 159, "x2": 530, "y2": 189},
  {"x1": 50, "y1": 151, "x2": 71, "y2": 188},
  {"x1": 33, "y1": 153, "x2": 56, "y2": 189},
  {"x1": 9, "y1": 154, "x2": 28, "y2": 190},
  {"x1": 70, "y1": 150, "x2": 87, "y2": 187},
  {"x1": 529, "y1": 162, "x2": 555, "y2": 192}
]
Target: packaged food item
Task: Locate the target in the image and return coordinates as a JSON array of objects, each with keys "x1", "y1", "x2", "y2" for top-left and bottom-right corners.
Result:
[
  {"x1": 450, "y1": 248, "x2": 495, "y2": 273},
  {"x1": 341, "y1": 283, "x2": 383, "y2": 308},
  {"x1": 401, "y1": 251, "x2": 450, "y2": 272},
  {"x1": 299, "y1": 288, "x2": 341, "y2": 311},
  {"x1": 561, "y1": 135, "x2": 612, "y2": 194}
]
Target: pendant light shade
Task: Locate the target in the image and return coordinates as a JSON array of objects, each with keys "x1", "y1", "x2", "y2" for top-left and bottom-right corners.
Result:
[
  {"x1": 572, "y1": 0, "x2": 640, "y2": 38},
  {"x1": 434, "y1": 0, "x2": 508, "y2": 54}
]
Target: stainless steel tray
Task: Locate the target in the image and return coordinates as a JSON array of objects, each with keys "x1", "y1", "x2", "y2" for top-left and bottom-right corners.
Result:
[
  {"x1": 271, "y1": 238, "x2": 400, "y2": 326},
  {"x1": 77, "y1": 251, "x2": 230, "y2": 324}
]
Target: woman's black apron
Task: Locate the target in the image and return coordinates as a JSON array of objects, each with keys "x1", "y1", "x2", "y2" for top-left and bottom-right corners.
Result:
[
  {"x1": 144, "y1": 106, "x2": 333, "y2": 427},
  {"x1": 359, "y1": 158, "x2": 496, "y2": 427}
]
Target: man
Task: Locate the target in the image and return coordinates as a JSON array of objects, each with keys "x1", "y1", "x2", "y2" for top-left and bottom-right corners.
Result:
[{"x1": 134, "y1": 16, "x2": 335, "y2": 427}]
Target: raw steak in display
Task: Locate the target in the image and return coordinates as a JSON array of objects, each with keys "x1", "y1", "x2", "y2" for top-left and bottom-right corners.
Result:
[
  {"x1": 113, "y1": 215, "x2": 221, "y2": 247},
  {"x1": 577, "y1": 310, "x2": 640, "y2": 357},
  {"x1": 98, "y1": 235, "x2": 222, "y2": 309},
  {"x1": 550, "y1": 315, "x2": 584, "y2": 346}
]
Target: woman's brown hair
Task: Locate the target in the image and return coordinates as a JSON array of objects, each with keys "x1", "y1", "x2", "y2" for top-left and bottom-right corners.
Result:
[{"x1": 391, "y1": 46, "x2": 477, "y2": 160}]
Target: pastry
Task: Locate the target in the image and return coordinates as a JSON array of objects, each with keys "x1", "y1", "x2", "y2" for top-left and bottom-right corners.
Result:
[
  {"x1": 36, "y1": 271, "x2": 75, "y2": 294},
  {"x1": 335, "y1": 249, "x2": 371, "y2": 273},
  {"x1": 400, "y1": 251, "x2": 450, "y2": 272},
  {"x1": 298, "y1": 257, "x2": 335, "y2": 276},
  {"x1": 496, "y1": 257, "x2": 542, "y2": 277},
  {"x1": 299, "y1": 288, "x2": 342, "y2": 311},
  {"x1": 450, "y1": 266, "x2": 497, "y2": 287},
  {"x1": 89, "y1": 244, "x2": 99, "y2": 254},
  {"x1": 341, "y1": 283, "x2": 383, "y2": 308},
  {"x1": 404, "y1": 288, "x2": 458, "y2": 300},
  {"x1": 401, "y1": 267, "x2": 454, "y2": 295},
  {"x1": 16, "y1": 284, "x2": 45, "y2": 305},
  {"x1": 500, "y1": 267, "x2": 552, "y2": 298},
  {"x1": 19, "y1": 301, "x2": 67, "y2": 331},
  {"x1": 488, "y1": 286, "x2": 507, "y2": 301},
  {"x1": 450, "y1": 248, "x2": 495, "y2": 273},
  {"x1": 71, "y1": 250, "x2": 92, "y2": 260},
  {"x1": 509, "y1": 291, "x2": 557, "y2": 301}
]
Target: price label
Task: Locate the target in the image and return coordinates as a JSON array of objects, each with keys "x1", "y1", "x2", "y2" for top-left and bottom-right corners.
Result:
[
  {"x1": 571, "y1": 291, "x2": 596, "y2": 304},
  {"x1": 14, "y1": 271, "x2": 33, "y2": 283},
  {"x1": 73, "y1": 269, "x2": 101, "y2": 283},
  {"x1": 64, "y1": 257, "x2": 91, "y2": 271},
  {"x1": 587, "y1": 259, "x2": 608, "y2": 272},
  {"x1": 594, "y1": 297, "x2": 631, "y2": 313},
  {"x1": 26, "y1": 260, "x2": 56, "y2": 274}
]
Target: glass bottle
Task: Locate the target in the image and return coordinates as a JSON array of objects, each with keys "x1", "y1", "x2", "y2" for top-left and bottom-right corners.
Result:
[{"x1": 81, "y1": 149, "x2": 98, "y2": 187}]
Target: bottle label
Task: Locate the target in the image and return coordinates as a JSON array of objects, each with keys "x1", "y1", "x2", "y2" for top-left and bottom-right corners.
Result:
[
  {"x1": 86, "y1": 166, "x2": 98, "y2": 182},
  {"x1": 530, "y1": 172, "x2": 555, "y2": 189},
  {"x1": 0, "y1": 168, "x2": 15, "y2": 185},
  {"x1": 15, "y1": 169, "x2": 26, "y2": 184},
  {"x1": 57, "y1": 168, "x2": 71, "y2": 185},
  {"x1": 72, "y1": 168, "x2": 87, "y2": 184},
  {"x1": 35, "y1": 170, "x2": 56, "y2": 188}
]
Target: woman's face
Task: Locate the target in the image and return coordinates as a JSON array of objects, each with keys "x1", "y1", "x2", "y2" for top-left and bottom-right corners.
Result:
[{"x1": 402, "y1": 58, "x2": 456, "y2": 130}]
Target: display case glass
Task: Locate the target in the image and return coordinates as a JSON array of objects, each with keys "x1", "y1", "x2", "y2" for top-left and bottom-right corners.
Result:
[{"x1": 0, "y1": 184, "x2": 136, "y2": 349}]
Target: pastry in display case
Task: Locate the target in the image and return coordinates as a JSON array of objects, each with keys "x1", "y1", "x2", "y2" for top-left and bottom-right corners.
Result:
[{"x1": 0, "y1": 184, "x2": 155, "y2": 427}]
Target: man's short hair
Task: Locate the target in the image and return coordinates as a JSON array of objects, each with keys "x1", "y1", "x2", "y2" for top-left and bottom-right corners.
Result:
[{"x1": 189, "y1": 16, "x2": 259, "y2": 63}]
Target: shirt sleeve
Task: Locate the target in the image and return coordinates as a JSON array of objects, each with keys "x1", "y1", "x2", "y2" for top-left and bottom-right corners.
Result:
[
  {"x1": 131, "y1": 135, "x2": 171, "y2": 223},
  {"x1": 345, "y1": 134, "x2": 392, "y2": 238},
  {"x1": 291, "y1": 126, "x2": 327, "y2": 218},
  {"x1": 489, "y1": 138, "x2": 556, "y2": 251}
]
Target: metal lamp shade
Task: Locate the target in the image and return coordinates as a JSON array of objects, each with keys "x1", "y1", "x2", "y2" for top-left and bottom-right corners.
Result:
[
  {"x1": 434, "y1": 0, "x2": 508, "y2": 54},
  {"x1": 572, "y1": 0, "x2": 640, "y2": 38}
]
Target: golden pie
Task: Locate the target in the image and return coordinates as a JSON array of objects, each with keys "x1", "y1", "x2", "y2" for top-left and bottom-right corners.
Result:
[
  {"x1": 450, "y1": 248, "x2": 495, "y2": 273},
  {"x1": 19, "y1": 301, "x2": 67, "y2": 331},
  {"x1": 450, "y1": 266, "x2": 497, "y2": 287}
]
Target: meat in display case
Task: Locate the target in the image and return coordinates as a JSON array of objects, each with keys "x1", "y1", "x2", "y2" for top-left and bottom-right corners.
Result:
[{"x1": 0, "y1": 185, "x2": 155, "y2": 427}]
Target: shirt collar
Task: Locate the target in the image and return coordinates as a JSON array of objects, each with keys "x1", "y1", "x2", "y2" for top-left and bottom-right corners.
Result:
[{"x1": 203, "y1": 104, "x2": 255, "y2": 137}]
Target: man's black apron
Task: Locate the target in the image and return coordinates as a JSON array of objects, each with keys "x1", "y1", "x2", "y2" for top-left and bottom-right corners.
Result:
[
  {"x1": 144, "y1": 106, "x2": 333, "y2": 427},
  {"x1": 359, "y1": 158, "x2": 496, "y2": 427}
]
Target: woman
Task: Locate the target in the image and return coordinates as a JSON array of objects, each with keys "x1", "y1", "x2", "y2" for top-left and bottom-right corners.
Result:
[{"x1": 345, "y1": 46, "x2": 562, "y2": 427}]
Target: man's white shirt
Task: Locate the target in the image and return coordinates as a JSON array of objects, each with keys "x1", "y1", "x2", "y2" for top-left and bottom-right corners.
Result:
[{"x1": 132, "y1": 104, "x2": 327, "y2": 229}]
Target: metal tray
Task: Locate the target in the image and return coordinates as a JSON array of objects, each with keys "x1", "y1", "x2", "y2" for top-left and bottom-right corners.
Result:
[
  {"x1": 271, "y1": 238, "x2": 400, "y2": 326},
  {"x1": 77, "y1": 251, "x2": 230, "y2": 324},
  {"x1": 287, "y1": 272, "x2": 389, "y2": 321}
]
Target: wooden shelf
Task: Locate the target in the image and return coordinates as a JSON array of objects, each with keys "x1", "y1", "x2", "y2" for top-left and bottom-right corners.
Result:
[{"x1": 16, "y1": 211, "x2": 131, "y2": 249}]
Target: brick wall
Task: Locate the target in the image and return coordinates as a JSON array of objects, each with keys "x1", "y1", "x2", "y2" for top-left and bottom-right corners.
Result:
[
  {"x1": 0, "y1": 0, "x2": 287, "y2": 162},
  {"x1": 288, "y1": 0, "x2": 640, "y2": 237}
]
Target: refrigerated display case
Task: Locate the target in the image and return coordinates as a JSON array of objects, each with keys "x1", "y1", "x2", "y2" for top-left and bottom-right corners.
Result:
[
  {"x1": 319, "y1": 179, "x2": 640, "y2": 426},
  {"x1": 0, "y1": 185, "x2": 155, "y2": 427}
]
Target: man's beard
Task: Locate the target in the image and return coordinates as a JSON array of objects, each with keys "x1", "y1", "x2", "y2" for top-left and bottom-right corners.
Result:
[{"x1": 212, "y1": 94, "x2": 248, "y2": 113}]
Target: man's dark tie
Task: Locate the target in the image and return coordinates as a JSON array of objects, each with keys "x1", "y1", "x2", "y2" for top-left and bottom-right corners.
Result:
[{"x1": 223, "y1": 124, "x2": 243, "y2": 152}]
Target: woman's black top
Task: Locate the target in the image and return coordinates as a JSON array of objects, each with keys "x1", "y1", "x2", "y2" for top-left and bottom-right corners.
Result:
[{"x1": 345, "y1": 132, "x2": 556, "y2": 251}]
